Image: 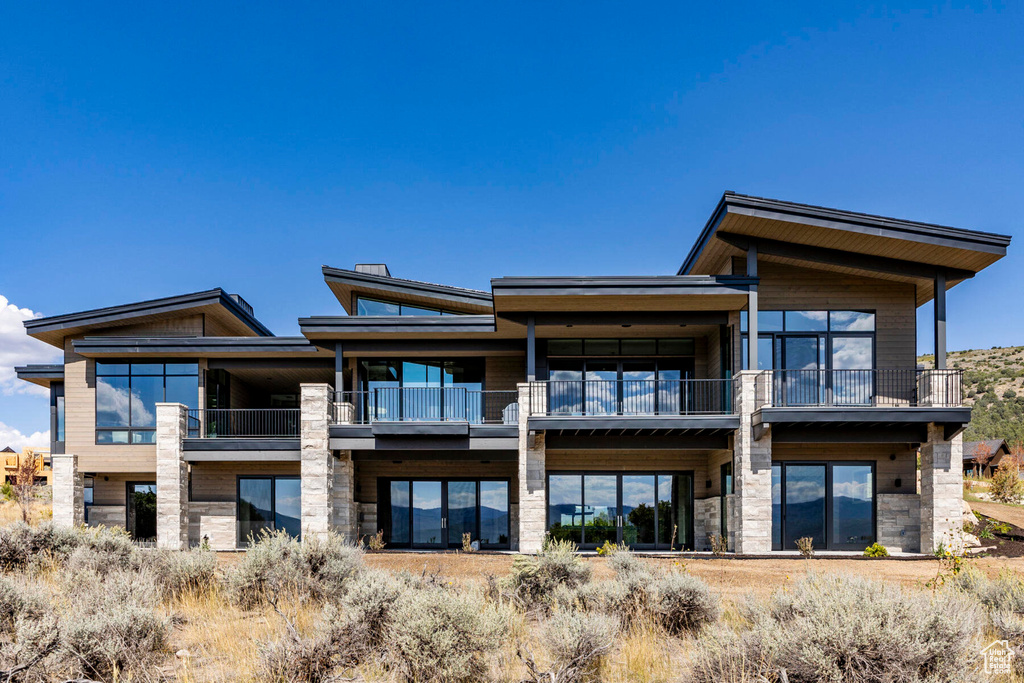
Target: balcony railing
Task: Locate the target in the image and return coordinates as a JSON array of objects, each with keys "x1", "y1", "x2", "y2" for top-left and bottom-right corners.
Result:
[
  {"x1": 526, "y1": 378, "x2": 735, "y2": 417},
  {"x1": 332, "y1": 388, "x2": 520, "y2": 424},
  {"x1": 187, "y1": 408, "x2": 300, "y2": 438},
  {"x1": 762, "y1": 369, "x2": 964, "y2": 408}
]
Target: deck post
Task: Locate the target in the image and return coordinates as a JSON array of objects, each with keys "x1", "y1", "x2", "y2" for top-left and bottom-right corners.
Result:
[
  {"x1": 934, "y1": 270, "x2": 947, "y2": 370},
  {"x1": 732, "y1": 371, "x2": 772, "y2": 553},
  {"x1": 747, "y1": 245, "x2": 758, "y2": 370},
  {"x1": 517, "y1": 382, "x2": 546, "y2": 553}
]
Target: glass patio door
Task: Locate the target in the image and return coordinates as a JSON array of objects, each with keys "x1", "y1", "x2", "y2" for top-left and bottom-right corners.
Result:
[
  {"x1": 446, "y1": 481, "x2": 477, "y2": 548},
  {"x1": 386, "y1": 479, "x2": 511, "y2": 549},
  {"x1": 772, "y1": 462, "x2": 874, "y2": 551},
  {"x1": 126, "y1": 482, "x2": 157, "y2": 542},
  {"x1": 411, "y1": 480, "x2": 444, "y2": 548},
  {"x1": 778, "y1": 336, "x2": 823, "y2": 406}
]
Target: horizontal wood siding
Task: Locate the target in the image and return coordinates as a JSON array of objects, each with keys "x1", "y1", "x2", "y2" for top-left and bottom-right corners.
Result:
[
  {"x1": 772, "y1": 442, "x2": 917, "y2": 495},
  {"x1": 485, "y1": 356, "x2": 525, "y2": 391},
  {"x1": 190, "y1": 462, "x2": 301, "y2": 502}
]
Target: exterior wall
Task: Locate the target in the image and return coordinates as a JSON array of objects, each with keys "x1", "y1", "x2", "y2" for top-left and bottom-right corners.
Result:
[
  {"x1": 156, "y1": 403, "x2": 188, "y2": 550},
  {"x1": 87, "y1": 505, "x2": 126, "y2": 528},
  {"x1": 732, "y1": 372, "x2": 773, "y2": 553},
  {"x1": 485, "y1": 356, "x2": 526, "y2": 391},
  {"x1": 920, "y1": 425, "x2": 963, "y2": 553},
  {"x1": 51, "y1": 454, "x2": 83, "y2": 528},
  {"x1": 189, "y1": 462, "x2": 300, "y2": 502},
  {"x1": 188, "y1": 502, "x2": 236, "y2": 550},
  {"x1": 693, "y1": 497, "x2": 720, "y2": 551},
  {"x1": 877, "y1": 494, "x2": 921, "y2": 553},
  {"x1": 354, "y1": 459, "x2": 518, "y2": 506},
  {"x1": 728, "y1": 261, "x2": 918, "y2": 373},
  {"x1": 300, "y1": 383, "x2": 334, "y2": 539}
]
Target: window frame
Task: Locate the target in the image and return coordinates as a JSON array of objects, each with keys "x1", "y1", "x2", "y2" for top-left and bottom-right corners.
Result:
[
  {"x1": 354, "y1": 296, "x2": 466, "y2": 317},
  {"x1": 771, "y1": 460, "x2": 877, "y2": 551},
  {"x1": 94, "y1": 361, "x2": 199, "y2": 445},
  {"x1": 740, "y1": 310, "x2": 876, "y2": 372}
]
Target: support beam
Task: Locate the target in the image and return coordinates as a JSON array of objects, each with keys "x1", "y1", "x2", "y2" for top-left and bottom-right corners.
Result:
[
  {"x1": 334, "y1": 341, "x2": 345, "y2": 393},
  {"x1": 934, "y1": 270, "x2": 947, "y2": 370},
  {"x1": 747, "y1": 245, "x2": 758, "y2": 371},
  {"x1": 526, "y1": 315, "x2": 536, "y2": 381}
]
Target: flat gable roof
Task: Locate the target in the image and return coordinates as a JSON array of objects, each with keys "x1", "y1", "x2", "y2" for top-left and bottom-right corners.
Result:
[
  {"x1": 24, "y1": 289, "x2": 273, "y2": 347},
  {"x1": 322, "y1": 266, "x2": 493, "y2": 315},
  {"x1": 14, "y1": 364, "x2": 64, "y2": 388},
  {"x1": 679, "y1": 193, "x2": 1010, "y2": 303}
]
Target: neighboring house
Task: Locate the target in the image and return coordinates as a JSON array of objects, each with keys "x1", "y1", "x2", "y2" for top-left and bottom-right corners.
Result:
[
  {"x1": 2, "y1": 446, "x2": 52, "y2": 486},
  {"x1": 963, "y1": 439, "x2": 1012, "y2": 477},
  {"x1": 16, "y1": 193, "x2": 1011, "y2": 554}
]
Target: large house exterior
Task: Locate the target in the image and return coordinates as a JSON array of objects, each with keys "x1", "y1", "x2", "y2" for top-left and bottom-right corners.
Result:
[{"x1": 17, "y1": 193, "x2": 1010, "y2": 554}]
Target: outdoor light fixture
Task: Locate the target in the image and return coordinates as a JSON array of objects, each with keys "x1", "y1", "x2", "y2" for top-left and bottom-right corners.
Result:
[
  {"x1": 889, "y1": 453, "x2": 896, "y2": 460},
  {"x1": 706, "y1": 479, "x2": 712, "y2": 488},
  {"x1": 895, "y1": 478, "x2": 903, "y2": 488}
]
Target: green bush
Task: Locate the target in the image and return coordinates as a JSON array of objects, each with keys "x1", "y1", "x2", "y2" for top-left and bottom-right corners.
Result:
[{"x1": 863, "y1": 542, "x2": 889, "y2": 558}]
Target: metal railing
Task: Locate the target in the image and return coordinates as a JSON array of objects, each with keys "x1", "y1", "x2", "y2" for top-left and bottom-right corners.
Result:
[
  {"x1": 526, "y1": 379, "x2": 735, "y2": 416},
  {"x1": 332, "y1": 388, "x2": 520, "y2": 424},
  {"x1": 187, "y1": 408, "x2": 300, "y2": 438},
  {"x1": 764, "y1": 369, "x2": 964, "y2": 408}
]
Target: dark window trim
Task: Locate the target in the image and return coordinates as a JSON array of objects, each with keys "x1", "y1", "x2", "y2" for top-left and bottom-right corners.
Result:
[
  {"x1": 355, "y1": 295, "x2": 466, "y2": 317},
  {"x1": 236, "y1": 474, "x2": 301, "y2": 547},
  {"x1": 94, "y1": 360, "x2": 199, "y2": 445},
  {"x1": 379, "y1": 477, "x2": 512, "y2": 550},
  {"x1": 771, "y1": 460, "x2": 877, "y2": 551},
  {"x1": 545, "y1": 470, "x2": 695, "y2": 551},
  {"x1": 125, "y1": 480, "x2": 157, "y2": 542}
]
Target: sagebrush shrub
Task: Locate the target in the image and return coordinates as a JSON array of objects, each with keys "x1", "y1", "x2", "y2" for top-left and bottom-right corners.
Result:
[
  {"x1": 650, "y1": 571, "x2": 719, "y2": 635},
  {"x1": 0, "y1": 523, "x2": 136, "y2": 574},
  {"x1": 144, "y1": 547, "x2": 218, "y2": 598},
  {"x1": 58, "y1": 568, "x2": 168, "y2": 681},
  {"x1": 339, "y1": 569, "x2": 405, "y2": 652},
  {"x1": 503, "y1": 537, "x2": 591, "y2": 607},
  {"x1": 259, "y1": 605, "x2": 354, "y2": 683},
  {"x1": 0, "y1": 574, "x2": 45, "y2": 636},
  {"x1": 951, "y1": 567, "x2": 1024, "y2": 674},
  {"x1": 226, "y1": 530, "x2": 363, "y2": 607},
  {"x1": 387, "y1": 587, "x2": 508, "y2": 683},
  {"x1": 693, "y1": 572, "x2": 982, "y2": 683},
  {"x1": 529, "y1": 611, "x2": 618, "y2": 683}
]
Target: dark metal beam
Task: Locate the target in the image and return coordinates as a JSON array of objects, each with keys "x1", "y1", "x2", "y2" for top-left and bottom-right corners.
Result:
[
  {"x1": 747, "y1": 243, "x2": 758, "y2": 370},
  {"x1": 527, "y1": 315, "x2": 536, "y2": 381},
  {"x1": 334, "y1": 341, "x2": 345, "y2": 392},
  {"x1": 934, "y1": 270, "x2": 947, "y2": 369},
  {"x1": 716, "y1": 231, "x2": 977, "y2": 282},
  {"x1": 545, "y1": 433, "x2": 731, "y2": 450}
]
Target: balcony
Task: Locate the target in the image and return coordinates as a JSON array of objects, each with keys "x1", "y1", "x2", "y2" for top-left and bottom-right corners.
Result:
[
  {"x1": 187, "y1": 408, "x2": 300, "y2": 438},
  {"x1": 331, "y1": 388, "x2": 520, "y2": 425},
  {"x1": 754, "y1": 369, "x2": 969, "y2": 442},
  {"x1": 758, "y1": 369, "x2": 964, "y2": 409},
  {"x1": 525, "y1": 378, "x2": 735, "y2": 417}
]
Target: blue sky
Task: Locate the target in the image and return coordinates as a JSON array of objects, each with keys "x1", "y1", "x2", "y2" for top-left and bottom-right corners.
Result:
[{"x1": 1, "y1": 2, "x2": 1022, "y2": 443}]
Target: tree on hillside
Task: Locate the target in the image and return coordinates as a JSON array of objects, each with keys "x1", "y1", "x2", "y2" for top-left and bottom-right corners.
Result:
[{"x1": 971, "y1": 441, "x2": 994, "y2": 478}]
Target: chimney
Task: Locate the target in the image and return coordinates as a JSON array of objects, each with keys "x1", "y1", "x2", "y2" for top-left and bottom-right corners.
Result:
[
  {"x1": 355, "y1": 264, "x2": 391, "y2": 277},
  {"x1": 228, "y1": 294, "x2": 254, "y2": 317}
]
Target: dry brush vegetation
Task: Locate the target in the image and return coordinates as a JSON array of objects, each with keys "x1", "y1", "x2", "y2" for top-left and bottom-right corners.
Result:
[{"x1": 0, "y1": 521, "x2": 1022, "y2": 682}]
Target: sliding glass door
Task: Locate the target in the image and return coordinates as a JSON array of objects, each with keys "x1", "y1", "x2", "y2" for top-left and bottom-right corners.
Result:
[
  {"x1": 547, "y1": 472, "x2": 693, "y2": 550},
  {"x1": 771, "y1": 462, "x2": 875, "y2": 551},
  {"x1": 383, "y1": 479, "x2": 510, "y2": 549},
  {"x1": 237, "y1": 476, "x2": 301, "y2": 546}
]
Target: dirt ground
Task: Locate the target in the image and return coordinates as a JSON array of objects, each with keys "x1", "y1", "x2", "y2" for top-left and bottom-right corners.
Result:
[
  {"x1": 972, "y1": 500, "x2": 1024, "y2": 528},
  {"x1": 360, "y1": 552, "x2": 1024, "y2": 600}
]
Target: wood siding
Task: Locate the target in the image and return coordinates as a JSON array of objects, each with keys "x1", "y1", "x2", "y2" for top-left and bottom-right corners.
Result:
[
  {"x1": 485, "y1": 356, "x2": 526, "y2": 391},
  {"x1": 190, "y1": 462, "x2": 301, "y2": 502}
]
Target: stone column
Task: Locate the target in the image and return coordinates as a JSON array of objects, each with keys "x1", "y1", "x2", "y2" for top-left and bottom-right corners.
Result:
[
  {"x1": 301, "y1": 383, "x2": 334, "y2": 539},
  {"x1": 51, "y1": 453, "x2": 84, "y2": 528},
  {"x1": 732, "y1": 371, "x2": 773, "y2": 554},
  {"x1": 920, "y1": 423, "x2": 963, "y2": 553},
  {"x1": 518, "y1": 382, "x2": 546, "y2": 553},
  {"x1": 156, "y1": 403, "x2": 189, "y2": 550},
  {"x1": 332, "y1": 450, "x2": 357, "y2": 542}
]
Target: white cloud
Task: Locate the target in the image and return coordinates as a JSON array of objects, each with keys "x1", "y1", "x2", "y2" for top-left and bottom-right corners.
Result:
[
  {"x1": 0, "y1": 421, "x2": 50, "y2": 451},
  {"x1": 0, "y1": 294, "x2": 62, "y2": 397}
]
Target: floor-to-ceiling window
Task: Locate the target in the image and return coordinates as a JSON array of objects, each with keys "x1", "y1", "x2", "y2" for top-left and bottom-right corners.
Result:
[
  {"x1": 126, "y1": 482, "x2": 157, "y2": 542},
  {"x1": 237, "y1": 476, "x2": 301, "y2": 546},
  {"x1": 547, "y1": 472, "x2": 694, "y2": 550},
  {"x1": 360, "y1": 359, "x2": 485, "y2": 421},
  {"x1": 545, "y1": 338, "x2": 701, "y2": 416},
  {"x1": 771, "y1": 461, "x2": 875, "y2": 551},
  {"x1": 382, "y1": 479, "x2": 510, "y2": 549},
  {"x1": 96, "y1": 362, "x2": 199, "y2": 444},
  {"x1": 740, "y1": 311, "x2": 876, "y2": 406}
]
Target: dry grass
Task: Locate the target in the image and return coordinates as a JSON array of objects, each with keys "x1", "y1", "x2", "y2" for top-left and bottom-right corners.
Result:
[{"x1": 0, "y1": 499, "x2": 51, "y2": 526}]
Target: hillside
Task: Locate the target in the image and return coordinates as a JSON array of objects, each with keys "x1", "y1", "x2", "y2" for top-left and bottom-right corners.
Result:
[{"x1": 918, "y1": 345, "x2": 1024, "y2": 444}]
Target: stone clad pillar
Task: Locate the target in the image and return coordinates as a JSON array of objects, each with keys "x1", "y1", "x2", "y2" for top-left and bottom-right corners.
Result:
[
  {"x1": 156, "y1": 403, "x2": 189, "y2": 550},
  {"x1": 332, "y1": 451, "x2": 357, "y2": 542},
  {"x1": 732, "y1": 371, "x2": 773, "y2": 554},
  {"x1": 518, "y1": 382, "x2": 546, "y2": 553},
  {"x1": 301, "y1": 383, "x2": 334, "y2": 539},
  {"x1": 920, "y1": 423, "x2": 963, "y2": 553},
  {"x1": 51, "y1": 453, "x2": 84, "y2": 528}
]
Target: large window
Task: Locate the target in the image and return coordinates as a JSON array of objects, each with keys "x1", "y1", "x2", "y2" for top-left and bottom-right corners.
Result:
[
  {"x1": 359, "y1": 359, "x2": 485, "y2": 421},
  {"x1": 740, "y1": 310, "x2": 875, "y2": 371},
  {"x1": 547, "y1": 472, "x2": 694, "y2": 550},
  {"x1": 237, "y1": 476, "x2": 301, "y2": 546},
  {"x1": 771, "y1": 461, "x2": 875, "y2": 551},
  {"x1": 356, "y1": 296, "x2": 466, "y2": 316},
  {"x1": 96, "y1": 362, "x2": 199, "y2": 444},
  {"x1": 382, "y1": 478, "x2": 510, "y2": 549}
]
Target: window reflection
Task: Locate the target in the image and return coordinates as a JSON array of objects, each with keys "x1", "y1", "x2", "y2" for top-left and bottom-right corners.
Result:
[{"x1": 95, "y1": 362, "x2": 198, "y2": 444}]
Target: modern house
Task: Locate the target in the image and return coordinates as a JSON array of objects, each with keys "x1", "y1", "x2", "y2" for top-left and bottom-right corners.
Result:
[{"x1": 17, "y1": 193, "x2": 1010, "y2": 554}]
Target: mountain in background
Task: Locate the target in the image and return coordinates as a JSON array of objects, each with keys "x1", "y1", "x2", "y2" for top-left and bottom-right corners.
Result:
[{"x1": 919, "y1": 346, "x2": 1024, "y2": 444}]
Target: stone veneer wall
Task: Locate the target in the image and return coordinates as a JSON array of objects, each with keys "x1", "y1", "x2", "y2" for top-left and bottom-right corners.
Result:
[
  {"x1": 358, "y1": 503, "x2": 378, "y2": 540},
  {"x1": 155, "y1": 403, "x2": 189, "y2": 550},
  {"x1": 732, "y1": 372, "x2": 772, "y2": 553},
  {"x1": 693, "y1": 497, "x2": 720, "y2": 551},
  {"x1": 86, "y1": 505, "x2": 124, "y2": 529},
  {"x1": 518, "y1": 383, "x2": 547, "y2": 553},
  {"x1": 877, "y1": 493, "x2": 921, "y2": 553},
  {"x1": 51, "y1": 453, "x2": 84, "y2": 528},
  {"x1": 920, "y1": 423, "x2": 963, "y2": 553},
  {"x1": 188, "y1": 502, "x2": 237, "y2": 550},
  {"x1": 300, "y1": 384, "x2": 334, "y2": 538},
  {"x1": 332, "y1": 450, "x2": 357, "y2": 542}
]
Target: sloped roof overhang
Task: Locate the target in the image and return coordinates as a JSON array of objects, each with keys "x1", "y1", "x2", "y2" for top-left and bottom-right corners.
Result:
[{"x1": 322, "y1": 266, "x2": 493, "y2": 315}]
